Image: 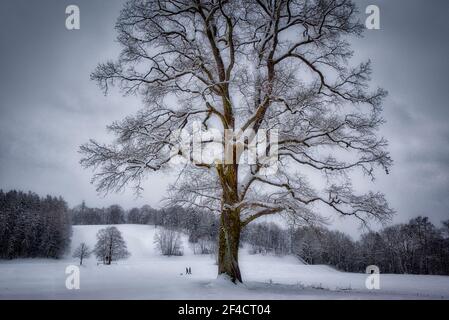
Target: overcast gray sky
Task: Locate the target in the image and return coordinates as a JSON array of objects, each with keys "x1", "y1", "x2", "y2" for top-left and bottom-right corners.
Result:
[{"x1": 1, "y1": 0, "x2": 448, "y2": 236}]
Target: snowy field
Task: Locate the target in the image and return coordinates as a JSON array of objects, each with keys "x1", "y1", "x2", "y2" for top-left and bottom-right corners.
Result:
[{"x1": 0, "y1": 224, "x2": 448, "y2": 300}]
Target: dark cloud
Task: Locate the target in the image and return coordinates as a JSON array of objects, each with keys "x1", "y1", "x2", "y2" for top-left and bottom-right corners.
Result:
[{"x1": 1, "y1": 0, "x2": 448, "y2": 235}]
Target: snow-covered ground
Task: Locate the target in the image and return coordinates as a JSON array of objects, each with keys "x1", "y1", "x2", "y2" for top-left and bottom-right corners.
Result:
[{"x1": 0, "y1": 224, "x2": 448, "y2": 299}]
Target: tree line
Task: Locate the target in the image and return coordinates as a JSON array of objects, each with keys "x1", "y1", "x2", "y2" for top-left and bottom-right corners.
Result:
[
  {"x1": 71, "y1": 203, "x2": 219, "y2": 255},
  {"x1": 0, "y1": 190, "x2": 72, "y2": 259},
  {"x1": 71, "y1": 202, "x2": 449, "y2": 275},
  {"x1": 70, "y1": 201, "x2": 127, "y2": 225},
  {"x1": 3, "y1": 192, "x2": 448, "y2": 276},
  {"x1": 243, "y1": 217, "x2": 449, "y2": 275},
  {"x1": 71, "y1": 203, "x2": 218, "y2": 239}
]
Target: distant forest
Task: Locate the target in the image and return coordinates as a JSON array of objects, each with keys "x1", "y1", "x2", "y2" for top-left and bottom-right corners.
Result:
[
  {"x1": 1, "y1": 189, "x2": 448, "y2": 276},
  {"x1": 71, "y1": 201, "x2": 449, "y2": 275},
  {"x1": 0, "y1": 190, "x2": 72, "y2": 259}
]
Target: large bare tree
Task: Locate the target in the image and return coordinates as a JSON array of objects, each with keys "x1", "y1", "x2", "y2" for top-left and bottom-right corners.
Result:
[{"x1": 81, "y1": 0, "x2": 394, "y2": 283}]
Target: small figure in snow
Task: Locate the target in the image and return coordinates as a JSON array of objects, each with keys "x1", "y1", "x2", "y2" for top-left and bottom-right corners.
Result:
[{"x1": 188, "y1": 267, "x2": 192, "y2": 274}]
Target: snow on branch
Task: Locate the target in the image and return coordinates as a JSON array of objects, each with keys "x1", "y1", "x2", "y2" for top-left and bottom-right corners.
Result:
[{"x1": 82, "y1": 0, "x2": 394, "y2": 231}]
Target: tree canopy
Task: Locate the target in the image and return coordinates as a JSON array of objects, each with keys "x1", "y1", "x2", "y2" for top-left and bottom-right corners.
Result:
[{"x1": 81, "y1": 0, "x2": 394, "y2": 282}]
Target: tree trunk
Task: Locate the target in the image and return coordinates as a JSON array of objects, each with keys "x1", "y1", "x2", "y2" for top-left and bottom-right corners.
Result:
[
  {"x1": 217, "y1": 149, "x2": 242, "y2": 283},
  {"x1": 108, "y1": 240, "x2": 113, "y2": 265},
  {"x1": 217, "y1": 208, "x2": 242, "y2": 283}
]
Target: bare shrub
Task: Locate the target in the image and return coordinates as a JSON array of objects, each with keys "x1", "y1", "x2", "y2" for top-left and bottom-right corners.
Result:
[{"x1": 154, "y1": 229, "x2": 183, "y2": 256}]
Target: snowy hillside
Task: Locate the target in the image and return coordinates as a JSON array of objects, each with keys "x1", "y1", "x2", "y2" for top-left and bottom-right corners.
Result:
[{"x1": 1, "y1": 224, "x2": 449, "y2": 299}]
